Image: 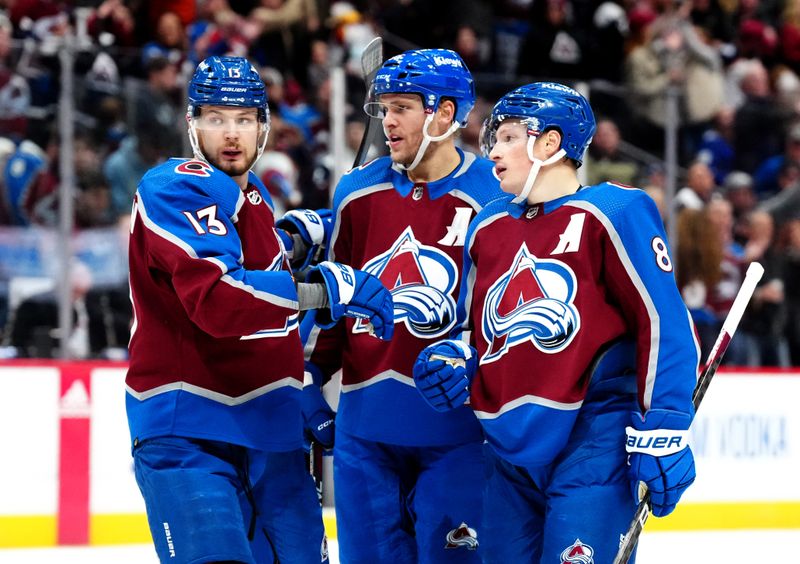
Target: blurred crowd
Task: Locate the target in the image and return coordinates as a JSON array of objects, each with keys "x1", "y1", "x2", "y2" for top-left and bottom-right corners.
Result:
[{"x1": 0, "y1": 0, "x2": 797, "y2": 366}]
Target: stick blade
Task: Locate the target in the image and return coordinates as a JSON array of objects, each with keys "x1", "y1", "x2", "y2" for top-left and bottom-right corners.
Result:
[{"x1": 361, "y1": 36, "x2": 384, "y2": 79}]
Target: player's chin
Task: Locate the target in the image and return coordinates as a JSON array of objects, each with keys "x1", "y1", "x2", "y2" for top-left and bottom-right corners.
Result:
[
  {"x1": 389, "y1": 150, "x2": 411, "y2": 167},
  {"x1": 499, "y1": 178, "x2": 519, "y2": 195},
  {"x1": 211, "y1": 157, "x2": 249, "y2": 177}
]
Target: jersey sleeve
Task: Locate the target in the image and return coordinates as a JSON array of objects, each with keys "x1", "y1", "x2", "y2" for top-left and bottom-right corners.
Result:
[
  {"x1": 134, "y1": 177, "x2": 299, "y2": 339},
  {"x1": 588, "y1": 188, "x2": 700, "y2": 417}
]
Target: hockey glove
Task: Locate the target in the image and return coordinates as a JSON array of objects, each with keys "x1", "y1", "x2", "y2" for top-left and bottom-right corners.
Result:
[
  {"x1": 307, "y1": 261, "x2": 394, "y2": 340},
  {"x1": 302, "y1": 362, "x2": 335, "y2": 450},
  {"x1": 275, "y1": 208, "x2": 333, "y2": 269},
  {"x1": 413, "y1": 339, "x2": 477, "y2": 412},
  {"x1": 626, "y1": 409, "x2": 696, "y2": 517}
]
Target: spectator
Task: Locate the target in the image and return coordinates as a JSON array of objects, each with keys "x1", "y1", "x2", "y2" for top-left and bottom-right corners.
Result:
[
  {"x1": 0, "y1": 13, "x2": 30, "y2": 140},
  {"x1": 721, "y1": 170, "x2": 757, "y2": 244},
  {"x1": 753, "y1": 121, "x2": 800, "y2": 198},
  {"x1": 695, "y1": 106, "x2": 736, "y2": 185},
  {"x1": 675, "y1": 160, "x2": 717, "y2": 211},
  {"x1": 588, "y1": 1, "x2": 629, "y2": 82},
  {"x1": 739, "y1": 210, "x2": 789, "y2": 366},
  {"x1": 759, "y1": 161, "x2": 800, "y2": 226},
  {"x1": 517, "y1": 0, "x2": 589, "y2": 79},
  {"x1": 86, "y1": 0, "x2": 138, "y2": 78},
  {"x1": 193, "y1": 0, "x2": 257, "y2": 60},
  {"x1": 733, "y1": 59, "x2": 788, "y2": 173},
  {"x1": 777, "y1": 218, "x2": 800, "y2": 364},
  {"x1": 690, "y1": 0, "x2": 736, "y2": 45},
  {"x1": 251, "y1": 149, "x2": 302, "y2": 216},
  {"x1": 1, "y1": 260, "x2": 128, "y2": 359},
  {"x1": 584, "y1": 117, "x2": 640, "y2": 186},
  {"x1": 248, "y1": 0, "x2": 320, "y2": 87},
  {"x1": 75, "y1": 170, "x2": 115, "y2": 228},
  {"x1": 0, "y1": 139, "x2": 56, "y2": 226},
  {"x1": 705, "y1": 196, "x2": 748, "y2": 365},
  {"x1": 103, "y1": 124, "x2": 170, "y2": 221},
  {"x1": 140, "y1": 11, "x2": 188, "y2": 70},
  {"x1": 625, "y1": 8, "x2": 725, "y2": 160},
  {"x1": 675, "y1": 207, "x2": 723, "y2": 363},
  {"x1": 131, "y1": 55, "x2": 184, "y2": 157}
]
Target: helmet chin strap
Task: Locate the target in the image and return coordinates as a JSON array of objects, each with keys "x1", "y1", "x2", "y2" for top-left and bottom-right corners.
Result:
[
  {"x1": 511, "y1": 135, "x2": 566, "y2": 204},
  {"x1": 391, "y1": 113, "x2": 460, "y2": 172}
]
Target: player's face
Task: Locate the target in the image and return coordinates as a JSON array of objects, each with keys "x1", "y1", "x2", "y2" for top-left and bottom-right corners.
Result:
[
  {"x1": 195, "y1": 106, "x2": 262, "y2": 179},
  {"x1": 489, "y1": 120, "x2": 533, "y2": 195},
  {"x1": 378, "y1": 93, "x2": 428, "y2": 165}
]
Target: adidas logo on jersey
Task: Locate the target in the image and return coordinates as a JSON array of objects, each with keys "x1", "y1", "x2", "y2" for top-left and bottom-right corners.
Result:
[{"x1": 445, "y1": 522, "x2": 478, "y2": 550}]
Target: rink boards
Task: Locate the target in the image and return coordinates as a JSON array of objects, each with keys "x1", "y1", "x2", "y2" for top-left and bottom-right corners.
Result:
[{"x1": 0, "y1": 361, "x2": 798, "y2": 547}]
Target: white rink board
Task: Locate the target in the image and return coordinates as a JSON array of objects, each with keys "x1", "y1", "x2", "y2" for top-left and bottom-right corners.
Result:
[
  {"x1": 0, "y1": 364, "x2": 798, "y2": 545},
  {"x1": 0, "y1": 367, "x2": 60, "y2": 515},
  {"x1": 686, "y1": 374, "x2": 800, "y2": 502},
  {"x1": 90, "y1": 368, "x2": 145, "y2": 514}
]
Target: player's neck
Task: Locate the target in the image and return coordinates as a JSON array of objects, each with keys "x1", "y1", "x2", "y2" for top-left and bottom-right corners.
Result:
[
  {"x1": 526, "y1": 165, "x2": 580, "y2": 204},
  {"x1": 231, "y1": 171, "x2": 249, "y2": 191},
  {"x1": 406, "y1": 143, "x2": 461, "y2": 184}
]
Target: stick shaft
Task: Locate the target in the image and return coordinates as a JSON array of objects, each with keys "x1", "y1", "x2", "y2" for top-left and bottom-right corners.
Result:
[{"x1": 613, "y1": 262, "x2": 764, "y2": 564}]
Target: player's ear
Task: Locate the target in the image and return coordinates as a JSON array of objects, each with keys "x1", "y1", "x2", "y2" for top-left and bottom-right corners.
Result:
[
  {"x1": 543, "y1": 129, "x2": 563, "y2": 159},
  {"x1": 437, "y1": 99, "x2": 457, "y2": 126}
]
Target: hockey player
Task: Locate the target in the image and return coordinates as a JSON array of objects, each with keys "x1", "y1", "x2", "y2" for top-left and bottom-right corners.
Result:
[
  {"x1": 125, "y1": 56, "x2": 393, "y2": 564},
  {"x1": 413, "y1": 83, "x2": 700, "y2": 563},
  {"x1": 302, "y1": 49, "x2": 502, "y2": 563}
]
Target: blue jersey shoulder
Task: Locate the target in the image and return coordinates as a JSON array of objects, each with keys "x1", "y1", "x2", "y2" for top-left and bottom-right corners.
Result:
[
  {"x1": 332, "y1": 156, "x2": 395, "y2": 210},
  {"x1": 333, "y1": 150, "x2": 502, "y2": 212},
  {"x1": 447, "y1": 151, "x2": 503, "y2": 208},
  {"x1": 574, "y1": 182, "x2": 653, "y2": 219},
  {"x1": 464, "y1": 194, "x2": 515, "y2": 250},
  {"x1": 139, "y1": 158, "x2": 272, "y2": 217}
]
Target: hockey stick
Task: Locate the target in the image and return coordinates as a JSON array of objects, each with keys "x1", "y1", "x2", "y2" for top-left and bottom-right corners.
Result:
[
  {"x1": 613, "y1": 261, "x2": 765, "y2": 564},
  {"x1": 353, "y1": 36, "x2": 384, "y2": 167},
  {"x1": 308, "y1": 441, "x2": 323, "y2": 504},
  {"x1": 308, "y1": 36, "x2": 383, "y2": 270}
]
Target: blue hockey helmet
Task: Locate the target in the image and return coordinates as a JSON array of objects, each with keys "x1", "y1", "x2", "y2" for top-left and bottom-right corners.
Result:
[
  {"x1": 188, "y1": 56, "x2": 269, "y2": 122},
  {"x1": 480, "y1": 82, "x2": 596, "y2": 166},
  {"x1": 187, "y1": 56, "x2": 270, "y2": 166},
  {"x1": 368, "y1": 49, "x2": 475, "y2": 127}
]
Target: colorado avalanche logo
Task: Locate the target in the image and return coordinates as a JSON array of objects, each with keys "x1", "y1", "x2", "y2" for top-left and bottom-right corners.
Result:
[
  {"x1": 559, "y1": 538, "x2": 594, "y2": 564},
  {"x1": 482, "y1": 242, "x2": 579, "y2": 363},
  {"x1": 358, "y1": 227, "x2": 457, "y2": 338}
]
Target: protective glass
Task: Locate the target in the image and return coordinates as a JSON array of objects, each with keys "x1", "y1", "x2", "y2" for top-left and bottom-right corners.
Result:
[
  {"x1": 363, "y1": 100, "x2": 427, "y2": 120},
  {"x1": 191, "y1": 114, "x2": 263, "y2": 132},
  {"x1": 479, "y1": 116, "x2": 537, "y2": 157}
]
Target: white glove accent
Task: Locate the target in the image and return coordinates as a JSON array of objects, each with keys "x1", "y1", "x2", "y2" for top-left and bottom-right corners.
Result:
[
  {"x1": 318, "y1": 261, "x2": 355, "y2": 304},
  {"x1": 625, "y1": 427, "x2": 689, "y2": 456},
  {"x1": 282, "y1": 209, "x2": 326, "y2": 245}
]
